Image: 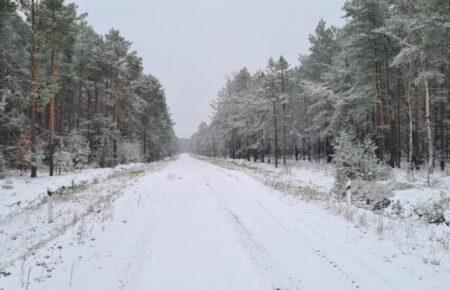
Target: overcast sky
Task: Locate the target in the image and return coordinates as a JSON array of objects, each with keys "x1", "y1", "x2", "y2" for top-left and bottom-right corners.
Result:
[{"x1": 72, "y1": 0, "x2": 345, "y2": 138}]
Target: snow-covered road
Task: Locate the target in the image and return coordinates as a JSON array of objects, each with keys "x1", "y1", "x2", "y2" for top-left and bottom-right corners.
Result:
[{"x1": 2, "y1": 154, "x2": 449, "y2": 290}]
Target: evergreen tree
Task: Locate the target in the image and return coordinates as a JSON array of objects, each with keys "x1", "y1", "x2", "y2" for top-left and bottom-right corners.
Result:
[
  {"x1": 0, "y1": 1, "x2": 176, "y2": 176},
  {"x1": 191, "y1": 0, "x2": 449, "y2": 173}
]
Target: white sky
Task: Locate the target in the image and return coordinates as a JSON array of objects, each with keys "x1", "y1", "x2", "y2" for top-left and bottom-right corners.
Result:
[{"x1": 72, "y1": 0, "x2": 345, "y2": 138}]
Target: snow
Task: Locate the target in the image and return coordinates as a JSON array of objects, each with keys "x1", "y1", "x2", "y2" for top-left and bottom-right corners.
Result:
[
  {"x1": 389, "y1": 167, "x2": 450, "y2": 203},
  {"x1": 211, "y1": 157, "x2": 450, "y2": 221},
  {"x1": 445, "y1": 210, "x2": 450, "y2": 224},
  {"x1": 1, "y1": 155, "x2": 449, "y2": 289},
  {"x1": 0, "y1": 163, "x2": 146, "y2": 220},
  {"x1": 223, "y1": 158, "x2": 335, "y2": 192}
]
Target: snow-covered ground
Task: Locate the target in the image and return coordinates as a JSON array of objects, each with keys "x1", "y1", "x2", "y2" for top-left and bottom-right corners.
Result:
[
  {"x1": 208, "y1": 157, "x2": 450, "y2": 222},
  {"x1": 0, "y1": 163, "x2": 147, "y2": 220},
  {"x1": 1, "y1": 155, "x2": 449, "y2": 289}
]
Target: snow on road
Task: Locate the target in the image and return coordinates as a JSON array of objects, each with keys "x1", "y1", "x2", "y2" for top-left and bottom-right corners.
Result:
[{"x1": 1, "y1": 154, "x2": 449, "y2": 290}]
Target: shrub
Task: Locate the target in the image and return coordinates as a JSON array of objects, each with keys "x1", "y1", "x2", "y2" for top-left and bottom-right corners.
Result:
[
  {"x1": 66, "y1": 130, "x2": 89, "y2": 169},
  {"x1": 118, "y1": 140, "x2": 142, "y2": 163},
  {"x1": 13, "y1": 131, "x2": 32, "y2": 174},
  {"x1": 54, "y1": 142, "x2": 73, "y2": 174},
  {"x1": 332, "y1": 131, "x2": 390, "y2": 196}
]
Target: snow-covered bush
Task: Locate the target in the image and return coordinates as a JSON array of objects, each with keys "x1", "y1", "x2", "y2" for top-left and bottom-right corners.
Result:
[
  {"x1": 349, "y1": 179, "x2": 393, "y2": 210},
  {"x1": 414, "y1": 202, "x2": 447, "y2": 224},
  {"x1": 118, "y1": 140, "x2": 142, "y2": 164},
  {"x1": 94, "y1": 126, "x2": 118, "y2": 167},
  {"x1": 414, "y1": 195, "x2": 450, "y2": 224},
  {"x1": 54, "y1": 143, "x2": 73, "y2": 174},
  {"x1": 332, "y1": 131, "x2": 390, "y2": 196},
  {"x1": 390, "y1": 200, "x2": 404, "y2": 216},
  {"x1": 66, "y1": 130, "x2": 89, "y2": 169}
]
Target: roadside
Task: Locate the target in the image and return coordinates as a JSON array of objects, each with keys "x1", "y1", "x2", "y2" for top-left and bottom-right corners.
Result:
[
  {"x1": 198, "y1": 156, "x2": 450, "y2": 280},
  {"x1": 0, "y1": 159, "x2": 172, "y2": 289}
]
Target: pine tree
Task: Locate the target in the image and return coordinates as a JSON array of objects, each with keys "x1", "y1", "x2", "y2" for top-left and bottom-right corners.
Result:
[
  {"x1": 332, "y1": 131, "x2": 385, "y2": 194},
  {"x1": 191, "y1": 0, "x2": 448, "y2": 174},
  {"x1": 40, "y1": 0, "x2": 77, "y2": 176},
  {"x1": 0, "y1": 1, "x2": 176, "y2": 175}
]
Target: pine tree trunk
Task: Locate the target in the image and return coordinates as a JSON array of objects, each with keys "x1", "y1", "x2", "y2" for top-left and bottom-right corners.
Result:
[
  {"x1": 77, "y1": 59, "x2": 83, "y2": 129},
  {"x1": 49, "y1": 46, "x2": 56, "y2": 176},
  {"x1": 317, "y1": 136, "x2": 321, "y2": 162},
  {"x1": 406, "y1": 70, "x2": 414, "y2": 177},
  {"x1": 413, "y1": 85, "x2": 421, "y2": 169},
  {"x1": 273, "y1": 100, "x2": 278, "y2": 168},
  {"x1": 281, "y1": 67, "x2": 287, "y2": 166},
  {"x1": 307, "y1": 138, "x2": 311, "y2": 162},
  {"x1": 440, "y1": 66, "x2": 448, "y2": 171},
  {"x1": 374, "y1": 46, "x2": 384, "y2": 163},
  {"x1": 60, "y1": 77, "x2": 65, "y2": 136},
  {"x1": 30, "y1": 0, "x2": 38, "y2": 178},
  {"x1": 143, "y1": 127, "x2": 147, "y2": 156},
  {"x1": 95, "y1": 85, "x2": 100, "y2": 136},
  {"x1": 440, "y1": 101, "x2": 446, "y2": 171},
  {"x1": 113, "y1": 75, "x2": 119, "y2": 164},
  {"x1": 424, "y1": 80, "x2": 433, "y2": 171},
  {"x1": 95, "y1": 86, "x2": 99, "y2": 113},
  {"x1": 396, "y1": 70, "x2": 402, "y2": 168},
  {"x1": 383, "y1": 42, "x2": 395, "y2": 167}
]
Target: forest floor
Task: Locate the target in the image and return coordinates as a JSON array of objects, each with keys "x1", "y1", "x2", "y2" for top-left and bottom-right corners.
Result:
[{"x1": 1, "y1": 154, "x2": 450, "y2": 290}]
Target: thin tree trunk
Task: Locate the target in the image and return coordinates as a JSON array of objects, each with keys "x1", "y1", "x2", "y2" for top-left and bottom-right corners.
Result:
[
  {"x1": 424, "y1": 79, "x2": 433, "y2": 172},
  {"x1": 374, "y1": 45, "x2": 384, "y2": 162},
  {"x1": 49, "y1": 46, "x2": 56, "y2": 176},
  {"x1": 281, "y1": 66, "x2": 287, "y2": 166},
  {"x1": 396, "y1": 69, "x2": 402, "y2": 168},
  {"x1": 77, "y1": 59, "x2": 83, "y2": 129},
  {"x1": 283, "y1": 103, "x2": 287, "y2": 165},
  {"x1": 143, "y1": 126, "x2": 147, "y2": 156},
  {"x1": 95, "y1": 86, "x2": 99, "y2": 114},
  {"x1": 113, "y1": 74, "x2": 119, "y2": 164},
  {"x1": 406, "y1": 68, "x2": 414, "y2": 178},
  {"x1": 413, "y1": 85, "x2": 421, "y2": 169},
  {"x1": 60, "y1": 77, "x2": 65, "y2": 136},
  {"x1": 30, "y1": 0, "x2": 38, "y2": 178},
  {"x1": 273, "y1": 100, "x2": 278, "y2": 168},
  {"x1": 440, "y1": 64, "x2": 449, "y2": 171}
]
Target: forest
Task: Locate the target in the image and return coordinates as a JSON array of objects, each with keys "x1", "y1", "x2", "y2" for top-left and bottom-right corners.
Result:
[
  {"x1": 0, "y1": 1, "x2": 450, "y2": 289},
  {"x1": 0, "y1": 0, "x2": 176, "y2": 178},
  {"x1": 191, "y1": 0, "x2": 449, "y2": 175}
]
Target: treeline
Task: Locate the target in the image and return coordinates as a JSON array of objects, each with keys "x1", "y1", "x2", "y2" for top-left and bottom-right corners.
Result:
[
  {"x1": 0, "y1": 0, "x2": 176, "y2": 178},
  {"x1": 191, "y1": 0, "x2": 449, "y2": 172}
]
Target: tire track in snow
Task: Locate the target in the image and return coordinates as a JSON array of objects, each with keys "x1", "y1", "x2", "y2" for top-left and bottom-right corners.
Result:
[
  {"x1": 206, "y1": 178, "x2": 300, "y2": 290},
  {"x1": 250, "y1": 196, "x2": 361, "y2": 289},
  {"x1": 118, "y1": 204, "x2": 164, "y2": 289},
  {"x1": 118, "y1": 182, "x2": 171, "y2": 290},
  {"x1": 221, "y1": 166, "x2": 417, "y2": 290},
  {"x1": 224, "y1": 206, "x2": 301, "y2": 290},
  {"x1": 212, "y1": 159, "x2": 447, "y2": 289},
  {"x1": 215, "y1": 168, "x2": 361, "y2": 289},
  {"x1": 252, "y1": 192, "x2": 407, "y2": 289}
]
